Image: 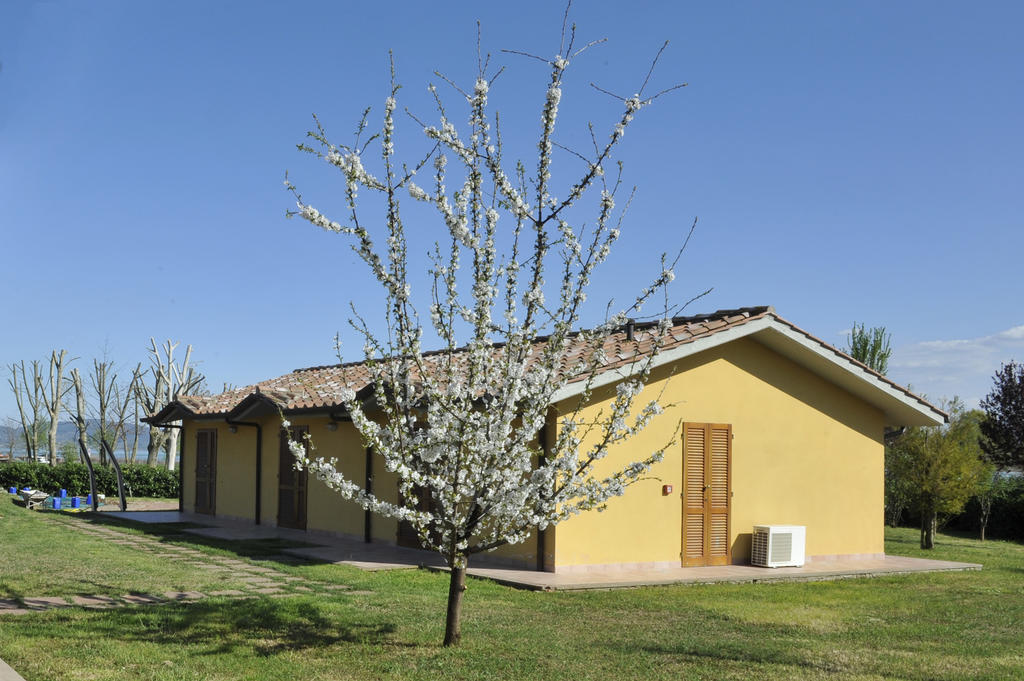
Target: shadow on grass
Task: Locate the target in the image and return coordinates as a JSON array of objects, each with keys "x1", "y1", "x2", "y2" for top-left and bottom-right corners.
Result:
[{"x1": 81, "y1": 597, "x2": 399, "y2": 655}]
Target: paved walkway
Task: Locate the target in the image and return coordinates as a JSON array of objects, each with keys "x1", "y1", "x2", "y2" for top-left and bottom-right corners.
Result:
[
  {"x1": 0, "y1": 657, "x2": 26, "y2": 681},
  {"x1": 106, "y1": 510, "x2": 447, "y2": 571},
  {"x1": 0, "y1": 514, "x2": 366, "y2": 617},
  {"x1": 459, "y1": 554, "x2": 982, "y2": 591},
  {"x1": 97, "y1": 510, "x2": 983, "y2": 591}
]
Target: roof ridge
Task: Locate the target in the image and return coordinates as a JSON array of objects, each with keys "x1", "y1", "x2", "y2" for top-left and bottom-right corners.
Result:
[{"x1": 290, "y1": 306, "x2": 774, "y2": 374}]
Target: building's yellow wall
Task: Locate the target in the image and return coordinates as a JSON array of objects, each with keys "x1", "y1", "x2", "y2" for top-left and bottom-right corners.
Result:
[
  {"x1": 552, "y1": 337, "x2": 887, "y2": 569},
  {"x1": 180, "y1": 421, "x2": 256, "y2": 521},
  {"x1": 180, "y1": 412, "x2": 538, "y2": 564},
  {"x1": 214, "y1": 423, "x2": 257, "y2": 520}
]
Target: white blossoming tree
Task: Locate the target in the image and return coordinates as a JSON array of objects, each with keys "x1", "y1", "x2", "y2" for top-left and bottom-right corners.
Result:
[{"x1": 285, "y1": 16, "x2": 692, "y2": 646}]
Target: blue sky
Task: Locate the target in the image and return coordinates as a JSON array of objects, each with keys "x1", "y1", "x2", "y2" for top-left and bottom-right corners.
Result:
[{"x1": 1, "y1": 0, "x2": 1022, "y2": 420}]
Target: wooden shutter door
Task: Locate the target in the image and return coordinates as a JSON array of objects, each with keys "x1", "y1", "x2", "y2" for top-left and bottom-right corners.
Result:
[
  {"x1": 682, "y1": 423, "x2": 731, "y2": 566},
  {"x1": 278, "y1": 425, "x2": 308, "y2": 530},
  {"x1": 682, "y1": 424, "x2": 707, "y2": 566},
  {"x1": 707, "y1": 424, "x2": 731, "y2": 565},
  {"x1": 195, "y1": 430, "x2": 216, "y2": 515}
]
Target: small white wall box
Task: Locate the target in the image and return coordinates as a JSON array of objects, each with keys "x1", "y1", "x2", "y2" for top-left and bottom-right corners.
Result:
[{"x1": 751, "y1": 525, "x2": 806, "y2": 567}]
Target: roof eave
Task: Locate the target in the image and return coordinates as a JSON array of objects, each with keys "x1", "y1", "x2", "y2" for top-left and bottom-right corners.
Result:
[
  {"x1": 551, "y1": 315, "x2": 946, "y2": 428},
  {"x1": 142, "y1": 402, "x2": 198, "y2": 426}
]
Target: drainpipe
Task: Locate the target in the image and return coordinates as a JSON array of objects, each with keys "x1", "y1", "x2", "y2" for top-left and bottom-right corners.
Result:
[
  {"x1": 364, "y1": 446, "x2": 373, "y2": 543},
  {"x1": 536, "y1": 420, "x2": 549, "y2": 572},
  {"x1": 226, "y1": 418, "x2": 263, "y2": 525}
]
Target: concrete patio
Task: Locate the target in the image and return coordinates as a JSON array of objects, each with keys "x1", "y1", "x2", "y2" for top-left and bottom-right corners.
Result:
[{"x1": 102, "y1": 510, "x2": 982, "y2": 591}]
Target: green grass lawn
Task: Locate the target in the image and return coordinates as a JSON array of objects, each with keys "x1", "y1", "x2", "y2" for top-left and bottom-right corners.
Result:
[{"x1": 1, "y1": 496, "x2": 1022, "y2": 681}]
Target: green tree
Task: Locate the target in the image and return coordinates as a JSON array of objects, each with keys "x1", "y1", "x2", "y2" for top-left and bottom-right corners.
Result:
[
  {"x1": 890, "y1": 401, "x2": 987, "y2": 548},
  {"x1": 973, "y1": 463, "x2": 1012, "y2": 541},
  {"x1": 846, "y1": 322, "x2": 892, "y2": 375},
  {"x1": 980, "y1": 361, "x2": 1024, "y2": 469}
]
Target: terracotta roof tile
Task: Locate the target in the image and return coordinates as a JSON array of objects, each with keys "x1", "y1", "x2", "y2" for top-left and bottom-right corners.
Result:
[{"x1": 165, "y1": 306, "x2": 776, "y2": 418}]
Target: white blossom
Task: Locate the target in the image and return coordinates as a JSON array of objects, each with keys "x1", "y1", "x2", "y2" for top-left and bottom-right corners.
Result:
[{"x1": 283, "y1": 27, "x2": 682, "y2": 608}]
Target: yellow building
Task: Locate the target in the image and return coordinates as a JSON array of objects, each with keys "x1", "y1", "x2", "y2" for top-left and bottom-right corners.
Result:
[{"x1": 147, "y1": 307, "x2": 945, "y2": 572}]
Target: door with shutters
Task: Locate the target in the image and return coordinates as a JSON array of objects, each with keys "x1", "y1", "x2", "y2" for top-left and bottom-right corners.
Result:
[
  {"x1": 195, "y1": 430, "x2": 217, "y2": 515},
  {"x1": 682, "y1": 423, "x2": 731, "y2": 566},
  {"x1": 278, "y1": 425, "x2": 308, "y2": 530}
]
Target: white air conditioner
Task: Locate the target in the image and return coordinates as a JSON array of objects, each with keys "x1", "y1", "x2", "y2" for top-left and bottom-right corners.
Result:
[{"x1": 751, "y1": 525, "x2": 806, "y2": 567}]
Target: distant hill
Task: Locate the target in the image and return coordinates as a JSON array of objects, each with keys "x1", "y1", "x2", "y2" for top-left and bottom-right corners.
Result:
[{"x1": 0, "y1": 419, "x2": 155, "y2": 461}]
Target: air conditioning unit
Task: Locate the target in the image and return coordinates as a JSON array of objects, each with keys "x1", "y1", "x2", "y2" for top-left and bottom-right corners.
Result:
[{"x1": 751, "y1": 525, "x2": 806, "y2": 568}]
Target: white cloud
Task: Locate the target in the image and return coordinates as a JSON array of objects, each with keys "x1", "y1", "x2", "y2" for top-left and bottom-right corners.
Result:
[{"x1": 889, "y1": 325, "x2": 1024, "y2": 408}]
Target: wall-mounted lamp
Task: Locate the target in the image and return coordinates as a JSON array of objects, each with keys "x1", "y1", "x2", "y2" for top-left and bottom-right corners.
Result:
[
  {"x1": 325, "y1": 422, "x2": 338, "y2": 432},
  {"x1": 228, "y1": 425, "x2": 238, "y2": 434}
]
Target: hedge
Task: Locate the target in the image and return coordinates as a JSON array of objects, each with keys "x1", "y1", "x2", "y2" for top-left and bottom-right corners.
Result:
[
  {"x1": 0, "y1": 462, "x2": 179, "y2": 499},
  {"x1": 948, "y1": 475, "x2": 1024, "y2": 541}
]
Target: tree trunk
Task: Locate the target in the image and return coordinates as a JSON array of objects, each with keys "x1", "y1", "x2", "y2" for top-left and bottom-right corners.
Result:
[
  {"x1": 146, "y1": 427, "x2": 162, "y2": 466},
  {"x1": 165, "y1": 426, "x2": 179, "y2": 471},
  {"x1": 47, "y1": 419, "x2": 59, "y2": 465},
  {"x1": 920, "y1": 509, "x2": 936, "y2": 549},
  {"x1": 979, "y1": 500, "x2": 991, "y2": 541},
  {"x1": 443, "y1": 562, "x2": 468, "y2": 647}
]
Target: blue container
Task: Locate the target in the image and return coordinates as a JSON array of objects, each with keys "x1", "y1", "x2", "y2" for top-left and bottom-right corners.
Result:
[
  {"x1": 85, "y1": 494, "x2": 92, "y2": 505},
  {"x1": 52, "y1": 497, "x2": 61, "y2": 510},
  {"x1": 59, "y1": 489, "x2": 67, "y2": 498},
  {"x1": 21, "y1": 487, "x2": 32, "y2": 492},
  {"x1": 71, "y1": 497, "x2": 81, "y2": 509},
  {"x1": 7, "y1": 487, "x2": 15, "y2": 494}
]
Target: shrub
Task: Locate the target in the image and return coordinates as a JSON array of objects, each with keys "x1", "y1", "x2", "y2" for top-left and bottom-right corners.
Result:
[{"x1": 0, "y1": 462, "x2": 179, "y2": 498}]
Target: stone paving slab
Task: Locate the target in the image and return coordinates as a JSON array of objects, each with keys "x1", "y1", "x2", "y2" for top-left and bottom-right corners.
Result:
[
  {"x1": 22, "y1": 597, "x2": 69, "y2": 609},
  {"x1": 208, "y1": 590, "x2": 246, "y2": 597},
  {"x1": 163, "y1": 591, "x2": 205, "y2": 601},
  {"x1": 121, "y1": 594, "x2": 165, "y2": 605},
  {"x1": 70, "y1": 595, "x2": 121, "y2": 609}
]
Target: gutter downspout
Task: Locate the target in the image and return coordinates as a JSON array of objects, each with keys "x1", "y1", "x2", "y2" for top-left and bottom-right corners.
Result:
[
  {"x1": 536, "y1": 418, "x2": 549, "y2": 572},
  {"x1": 226, "y1": 419, "x2": 263, "y2": 525},
  {"x1": 364, "y1": 446, "x2": 373, "y2": 543}
]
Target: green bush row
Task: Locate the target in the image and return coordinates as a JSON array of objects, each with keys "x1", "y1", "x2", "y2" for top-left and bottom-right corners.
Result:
[
  {"x1": 948, "y1": 475, "x2": 1024, "y2": 541},
  {"x1": 0, "y1": 462, "x2": 179, "y2": 498}
]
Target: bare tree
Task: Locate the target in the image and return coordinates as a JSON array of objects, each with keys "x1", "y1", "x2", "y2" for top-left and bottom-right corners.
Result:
[
  {"x1": 39, "y1": 350, "x2": 73, "y2": 464},
  {"x1": 68, "y1": 369, "x2": 91, "y2": 467},
  {"x1": 137, "y1": 339, "x2": 205, "y2": 470},
  {"x1": 7, "y1": 360, "x2": 47, "y2": 461},
  {"x1": 88, "y1": 357, "x2": 139, "y2": 466},
  {"x1": 3, "y1": 417, "x2": 20, "y2": 460},
  {"x1": 89, "y1": 358, "x2": 116, "y2": 465},
  {"x1": 112, "y1": 365, "x2": 144, "y2": 463}
]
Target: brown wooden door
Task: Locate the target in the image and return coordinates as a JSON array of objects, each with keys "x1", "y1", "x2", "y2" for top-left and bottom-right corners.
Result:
[
  {"x1": 195, "y1": 430, "x2": 217, "y2": 515},
  {"x1": 278, "y1": 425, "x2": 308, "y2": 530},
  {"x1": 682, "y1": 423, "x2": 731, "y2": 566}
]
